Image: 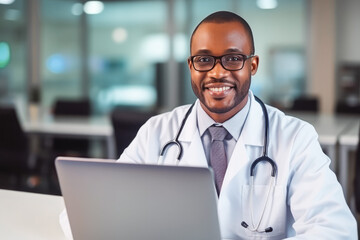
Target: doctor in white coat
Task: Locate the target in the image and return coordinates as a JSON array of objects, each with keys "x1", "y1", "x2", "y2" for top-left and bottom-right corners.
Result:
[{"x1": 118, "y1": 11, "x2": 357, "y2": 240}]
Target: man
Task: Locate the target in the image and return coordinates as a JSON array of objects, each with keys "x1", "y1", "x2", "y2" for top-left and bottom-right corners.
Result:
[{"x1": 119, "y1": 11, "x2": 357, "y2": 239}]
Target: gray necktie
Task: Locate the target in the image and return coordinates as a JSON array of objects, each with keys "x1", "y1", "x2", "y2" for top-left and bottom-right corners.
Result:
[{"x1": 208, "y1": 125, "x2": 228, "y2": 195}]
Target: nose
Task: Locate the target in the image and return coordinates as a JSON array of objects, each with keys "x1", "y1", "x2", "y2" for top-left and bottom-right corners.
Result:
[{"x1": 207, "y1": 59, "x2": 229, "y2": 78}]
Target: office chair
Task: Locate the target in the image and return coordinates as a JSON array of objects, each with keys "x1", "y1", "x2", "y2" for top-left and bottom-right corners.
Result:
[
  {"x1": 0, "y1": 106, "x2": 37, "y2": 190},
  {"x1": 336, "y1": 101, "x2": 360, "y2": 114},
  {"x1": 42, "y1": 98, "x2": 92, "y2": 194},
  {"x1": 291, "y1": 95, "x2": 319, "y2": 112},
  {"x1": 53, "y1": 98, "x2": 91, "y2": 117},
  {"x1": 50, "y1": 98, "x2": 92, "y2": 157},
  {"x1": 111, "y1": 107, "x2": 155, "y2": 157}
]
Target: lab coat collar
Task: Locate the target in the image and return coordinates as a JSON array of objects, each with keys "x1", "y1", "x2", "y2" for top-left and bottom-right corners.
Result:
[
  {"x1": 175, "y1": 91, "x2": 266, "y2": 184},
  {"x1": 178, "y1": 91, "x2": 265, "y2": 147}
]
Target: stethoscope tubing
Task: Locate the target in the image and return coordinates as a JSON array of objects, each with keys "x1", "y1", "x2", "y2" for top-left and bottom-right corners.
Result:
[
  {"x1": 160, "y1": 103, "x2": 195, "y2": 160},
  {"x1": 254, "y1": 95, "x2": 269, "y2": 157},
  {"x1": 160, "y1": 96, "x2": 278, "y2": 233}
]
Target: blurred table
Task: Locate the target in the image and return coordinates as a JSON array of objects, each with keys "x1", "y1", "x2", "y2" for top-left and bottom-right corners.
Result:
[
  {"x1": 0, "y1": 189, "x2": 66, "y2": 240},
  {"x1": 339, "y1": 119, "x2": 360, "y2": 200},
  {"x1": 21, "y1": 115, "x2": 116, "y2": 159}
]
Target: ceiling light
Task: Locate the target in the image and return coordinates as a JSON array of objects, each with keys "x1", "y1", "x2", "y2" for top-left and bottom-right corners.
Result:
[
  {"x1": 83, "y1": 1, "x2": 104, "y2": 15},
  {"x1": 0, "y1": 0, "x2": 15, "y2": 4},
  {"x1": 256, "y1": 0, "x2": 278, "y2": 9}
]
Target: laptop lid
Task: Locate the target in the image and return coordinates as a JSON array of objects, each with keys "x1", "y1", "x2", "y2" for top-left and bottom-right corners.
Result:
[{"x1": 55, "y1": 157, "x2": 221, "y2": 240}]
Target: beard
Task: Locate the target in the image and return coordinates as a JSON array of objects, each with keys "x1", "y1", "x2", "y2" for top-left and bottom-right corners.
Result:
[{"x1": 191, "y1": 76, "x2": 251, "y2": 115}]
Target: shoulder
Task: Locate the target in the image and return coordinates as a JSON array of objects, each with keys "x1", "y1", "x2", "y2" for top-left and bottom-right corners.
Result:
[
  {"x1": 146, "y1": 104, "x2": 194, "y2": 127},
  {"x1": 139, "y1": 103, "x2": 195, "y2": 139},
  {"x1": 266, "y1": 105, "x2": 315, "y2": 135},
  {"x1": 119, "y1": 103, "x2": 195, "y2": 163},
  {"x1": 263, "y1": 105, "x2": 320, "y2": 155},
  {"x1": 263, "y1": 105, "x2": 327, "y2": 174},
  {"x1": 249, "y1": 92, "x2": 315, "y2": 139}
]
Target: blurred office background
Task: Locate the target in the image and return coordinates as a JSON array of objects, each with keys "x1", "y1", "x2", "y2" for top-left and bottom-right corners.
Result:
[
  {"x1": 0, "y1": 0, "x2": 359, "y2": 197},
  {"x1": 1, "y1": 0, "x2": 359, "y2": 116}
]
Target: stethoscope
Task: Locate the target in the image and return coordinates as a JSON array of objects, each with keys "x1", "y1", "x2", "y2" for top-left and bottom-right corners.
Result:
[{"x1": 160, "y1": 96, "x2": 277, "y2": 233}]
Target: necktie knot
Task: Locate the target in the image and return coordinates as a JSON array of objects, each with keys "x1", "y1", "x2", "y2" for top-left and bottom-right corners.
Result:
[{"x1": 208, "y1": 125, "x2": 228, "y2": 141}]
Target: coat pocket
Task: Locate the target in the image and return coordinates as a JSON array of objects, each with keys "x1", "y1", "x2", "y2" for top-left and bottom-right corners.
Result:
[{"x1": 241, "y1": 184, "x2": 287, "y2": 239}]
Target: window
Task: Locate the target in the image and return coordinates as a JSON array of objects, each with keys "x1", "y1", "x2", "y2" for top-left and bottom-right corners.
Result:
[{"x1": 0, "y1": 0, "x2": 27, "y2": 115}]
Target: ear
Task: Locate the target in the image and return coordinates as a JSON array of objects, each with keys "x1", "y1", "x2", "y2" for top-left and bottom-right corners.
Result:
[
  {"x1": 187, "y1": 57, "x2": 192, "y2": 70},
  {"x1": 250, "y1": 55, "x2": 259, "y2": 75}
]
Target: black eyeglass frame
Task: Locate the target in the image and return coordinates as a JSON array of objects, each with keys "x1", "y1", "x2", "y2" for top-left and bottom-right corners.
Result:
[{"x1": 189, "y1": 54, "x2": 254, "y2": 72}]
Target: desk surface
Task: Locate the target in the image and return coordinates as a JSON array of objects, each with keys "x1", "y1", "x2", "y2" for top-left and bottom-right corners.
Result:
[
  {"x1": 0, "y1": 189, "x2": 66, "y2": 240},
  {"x1": 339, "y1": 119, "x2": 360, "y2": 146},
  {"x1": 21, "y1": 115, "x2": 117, "y2": 158},
  {"x1": 22, "y1": 115, "x2": 113, "y2": 137}
]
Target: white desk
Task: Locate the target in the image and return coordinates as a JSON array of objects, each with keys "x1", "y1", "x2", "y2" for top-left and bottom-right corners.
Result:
[
  {"x1": 0, "y1": 189, "x2": 66, "y2": 240},
  {"x1": 286, "y1": 112, "x2": 355, "y2": 171},
  {"x1": 339, "y1": 119, "x2": 360, "y2": 200},
  {"x1": 21, "y1": 115, "x2": 116, "y2": 159}
]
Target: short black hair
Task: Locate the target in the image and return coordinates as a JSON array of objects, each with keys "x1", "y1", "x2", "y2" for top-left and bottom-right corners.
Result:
[{"x1": 190, "y1": 11, "x2": 255, "y2": 55}]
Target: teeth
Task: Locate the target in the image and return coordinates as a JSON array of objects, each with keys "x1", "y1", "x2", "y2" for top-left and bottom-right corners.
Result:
[{"x1": 209, "y1": 86, "x2": 230, "y2": 92}]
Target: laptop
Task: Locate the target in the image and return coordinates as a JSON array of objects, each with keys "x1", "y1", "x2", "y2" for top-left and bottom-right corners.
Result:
[{"x1": 55, "y1": 156, "x2": 221, "y2": 240}]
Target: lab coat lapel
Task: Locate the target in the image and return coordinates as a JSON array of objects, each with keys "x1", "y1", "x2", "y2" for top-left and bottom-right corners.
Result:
[
  {"x1": 178, "y1": 101, "x2": 208, "y2": 168},
  {"x1": 222, "y1": 93, "x2": 265, "y2": 190},
  {"x1": 222, "y1": 136, "x2": 249, "y2": 189}
]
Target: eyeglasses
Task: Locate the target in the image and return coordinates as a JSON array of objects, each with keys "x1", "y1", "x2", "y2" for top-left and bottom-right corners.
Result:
[{"x1": 190, "y1": 54, "x2": 254, "y2": 72}]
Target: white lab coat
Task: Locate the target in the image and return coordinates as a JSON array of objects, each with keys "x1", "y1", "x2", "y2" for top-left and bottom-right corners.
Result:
[{"x1": 119, "y1": 91, "x2": 357, "y2": 239}]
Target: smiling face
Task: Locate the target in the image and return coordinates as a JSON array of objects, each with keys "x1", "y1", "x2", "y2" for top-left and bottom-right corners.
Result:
[{"x1": 188, "y1": 21, "x2": 259, "y2": 123}]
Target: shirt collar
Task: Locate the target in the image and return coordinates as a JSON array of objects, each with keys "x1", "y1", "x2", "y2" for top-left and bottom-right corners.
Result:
[{"x1": 197, "y1": 95, "x2": 251, "y2": 140}]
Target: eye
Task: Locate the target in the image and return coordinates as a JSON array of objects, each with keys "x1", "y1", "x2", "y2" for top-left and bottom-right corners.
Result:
[
  {"x1": 194, "y1": 56, "x2": 211, "y2": 63},
  {"x1": 225, "y1": 55, "x2": 244, "y2": 62}
]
